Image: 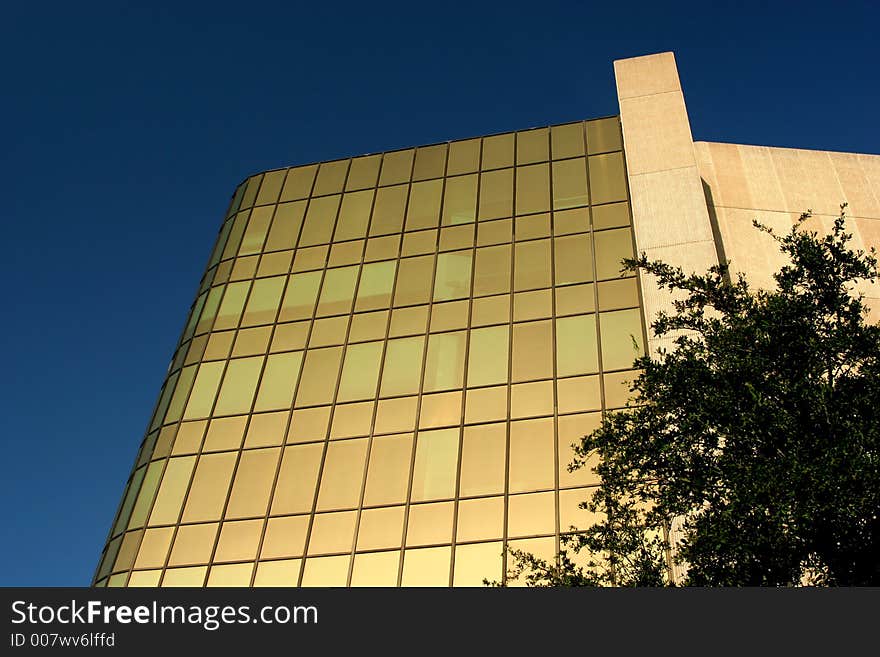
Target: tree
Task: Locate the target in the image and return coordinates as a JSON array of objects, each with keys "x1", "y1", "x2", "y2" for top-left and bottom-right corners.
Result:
[{"x1": 496, "y1": 206, "x2": 880, "y2": 586}]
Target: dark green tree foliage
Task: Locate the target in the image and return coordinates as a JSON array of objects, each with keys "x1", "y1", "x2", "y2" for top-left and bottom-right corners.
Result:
[{"x1": 498, "y1": 207, "x2": 880, "y2": 586}]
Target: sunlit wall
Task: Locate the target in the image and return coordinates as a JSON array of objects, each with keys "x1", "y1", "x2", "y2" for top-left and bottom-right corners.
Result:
[{"x1": 94, "y1": 117, "x2": 647, "y2": 587}]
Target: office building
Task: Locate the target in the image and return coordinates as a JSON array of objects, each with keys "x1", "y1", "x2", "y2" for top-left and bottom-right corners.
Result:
[{"x1": 94, "y1": 52, "x2": 880, "y2": 587}]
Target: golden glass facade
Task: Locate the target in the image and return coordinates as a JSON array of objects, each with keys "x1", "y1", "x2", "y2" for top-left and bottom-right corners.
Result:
[{"x1": 94, "y1": 117, "x2": 647, "y2": 587}]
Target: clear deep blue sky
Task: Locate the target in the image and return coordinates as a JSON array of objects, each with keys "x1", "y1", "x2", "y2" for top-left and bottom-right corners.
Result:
[{"x1": 1, "y1": 1, "x2": 877, "y2": 586}]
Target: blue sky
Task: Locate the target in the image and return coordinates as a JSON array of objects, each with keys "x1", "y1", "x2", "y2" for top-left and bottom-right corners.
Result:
[{"x1": 1, "y1": 1, "x2": 877, "y2": 586}]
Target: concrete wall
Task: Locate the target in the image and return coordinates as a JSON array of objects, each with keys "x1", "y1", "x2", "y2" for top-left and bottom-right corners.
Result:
[{"x1": 695, "y1": 142, "x2": 880, "y2": 322}]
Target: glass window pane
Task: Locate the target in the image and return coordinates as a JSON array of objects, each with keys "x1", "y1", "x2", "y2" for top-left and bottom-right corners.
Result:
[
  {"x1": 554, "y1": 234, "x2": 593, "y2": 285},
  {"x1": 418, "y1": 390, "x2": 461, "y2": 429},
  {"x1": 349, "y1": 309, "x2": 388, "y2": 342},
  {"x1": 375, "y1": 396, "x2": 417, "y2": 434},
  {"x1": 442, "y1": 174, "x2": 477, "y2": 225},
  {"x1": 447, "y1": 138, "x2": 480, "y2": 175},
  {"x1": 261, "y1": 516, "x2": 309, "y2": 559},
  {"x1": 557, "y1": 374, "x2": 601, "y2": 414},
  {"x1": 147, "y1": 457, "x2": 196, "y2": 526},
  {"x1": 221, "y1": 211, "x2": 249, "y2": 261},
  {"x1": 338, "y1": 342, "x2": 383, "y2": 402},
  {"x1": 477, "y1": 218, "x2": 512, "y2": 246},
  {"x1": 513, "y1": 289, "x2": 552, "y2": 322},
  {"x1": 471, "y1": 294, "x2": 509, "y2": 327},
  {"x1": 517, "y1": 128, "x2": 549, "y2": 165},
  {"x1": 301, "y1": 555, "x2": 349, "y2": 586},
  {"x1": 239, "y1": 206, "x2": 273, "y2": 255},
  {"x1": 600, "y1": 309, "x2": 645, "y2": 371},
  {"x1": 182, "y1": 453, "x2": 237, "y2": 523},
  {"x1": 459, "y1": 423, "x2": 505, "y2": 497},
  {"x1": 214, "y1": 356, "x2": 263, "y2": 416},
  {"x1": 478, "y1": 169, "x2": 513, "y2": 220},
  {"x1": 357, "y1": 507, "x2": 405, "y2": 550},
  {"x1": 214, "y1": 281, "x2": 250, "y2": 330},
  {"x1": 473, "y1": 244, "x2": 511, "y2": 297},
  {"x1": 330, "y1": 400, "x2": 373, "y2": 439},
  {"x1": 379, "y1": 149, "x2": 414, "y2": 186},
  {"x1": 209, "y1": 520, "x2": 263, "y2": 560},
  {"x1": 482, "y1": 133, "x2": 514, "y2": 170},
  {"x1": 313, "y1": 159, "x2": 349, "y2": 196},
  {"x1": 295, "y1": 347, "x2": 343, "y2": 407},
  {"x1": 598, "y1": 277, "x2": 640, "y2": 310},
  {"x1": 457, "y1": 499, "x2": 505, "y2": 550},
  {"x1": 356, "y1": 261, "x2": 396, "y2": 311},
  {"x1": 280, "y1": 165, "x2": 317, "y2": 201},
  {"x1": 509, "y1": 417, "x2": 554, "y2": 493},
  {"x1": 553, "y1": 207, "x2": 589, "y2": 236},
  {"x1": 551, "y1": 122, "x2": 585, "y2": 160},
  {"x1": 511, "y1": 320, "x2": 553, "y2": 382},
  {"x1": 423, "y1": 332, "x2": 466, "y2": 392},
  {"x1": 410, "y1": 428, "x2": 459, "y2": 502},
  {"x1": 406, "y1": 502, "x2": 454, "y2": 546},
  {"x1": 429, "y1": 300, "x2": 468, "y2": 332},
  {"x1": 515, "y1": 163, "x2": 550, "y2": 215},
  {"x1": 316, "y1": 438, "x2": 368, "y2": 511},
  {"x1": 317, "y1": 266, "x2": 358, "y2": 316},
  {"x1": 254, "y1": 559, "x2": 302, "y2": 586},
  {"x1": 241, "y1": 276, "x2": 285, "y2": 327},
  {"x1": 556, "y1": 314, "x2": 599, "y2": 377},
  {"x1": 370, "y1": 184, "x2": 407, "y2": 236},
  {"x1": 364, "y1": 434, "x2": 414, "y2": 506},
  {"x1": 226, "y1": 448, "x2": 280, "y2": 518},
  {"x1": 552, "y1": 158, "x2": 589, "y2": 209},
  {"x1": 271, "y1": 444, "x2": 323, "y2": 514},
  {"x1": 467, "y1": 326, "x2": 509, "y2": 387},
  {"x1": 511, "y1": 379, "x2": 554, "y2": 418},
  {"x1": 513, "y1": 239, "x2": 551, "y2": 291},
  {"x1": 592, "y1": 202, "x2": 630, "y2": 230},
  {"x1": 183, "y1": 362, "x2": 224, "y2": 419},
  {"x1": 308, "y1": 511, "x2": 357, "y2": 555},
  {"x1": 394, "y1": 256, "x2": 434, "y2": 306},
  {"x1": 287, "y1": 406, "x2": 330, "y2": 444},
  {"x1": 413, "y1": 144, "x2": 447, "y2": 181},
  {"x1": 165, "y1": 365, "x2": 197, "y2": 424},
  {"x1": 433, "y1": 251, "x2": 472, "y2": 302},
  {"x1": 300, "y1": 195, "x2": 340, "y2": 247},
  {"x1": 507, "y1": 491, "x2": 555, "y2": 538},
  {"x1": 380, "y1": 336, "x2": 424, "y2": 397},
  {"x1": 587, "y1": 117, "x2": 622, "y2": 154},
  {"x1": 454, "y1": 541, "x2": 503, "y2": 586},
  {"x1": 169, "y1": 524, "x2": 218, "y2": 566},
  {"x1": 464, "y1": 385, "x2": 507, "y2": 424},
  {"x1": 202, "y1": 416, "x2": 247, "y2": 452},
  {"x1": 351, "y1": 551, "x2": 401, "y2": 587},
  {"x1": 589, "y1": 152, "x2": 627, "y2": 205},
  {"x1": 402, "y1": 546, "x2": 450, "y2": 586},
  {"x1": 279, "y1": 271, "x2": 322, "y2": 322},
  {"x1": 405, "y1": 179, "x2": 443, "y2": 231},
  {"x1": 594, "y1": 228, "x2": 634, "y2": 280},
  {"x1": 254, "y1": 352, "x2": 303, "y2": 411},
  {"x1": 346, "y1": 155, "x2": 381, "y2": 191},
  {"x1": 558, "y1": 412, "x2": 602, "y2": 488},
  {"x1": 335, "y1": 190, "x2": 374, "y2": 241}
]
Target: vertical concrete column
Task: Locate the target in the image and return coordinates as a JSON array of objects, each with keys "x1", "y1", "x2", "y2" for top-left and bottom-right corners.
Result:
[{"x1": 614, "y1": 52, "x2": 718, "y2": 355}]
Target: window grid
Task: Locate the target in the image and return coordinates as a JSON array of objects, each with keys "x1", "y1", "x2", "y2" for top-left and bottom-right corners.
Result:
[{"x1": 95, "y1": 116, "x2": 644, "y2": 588}]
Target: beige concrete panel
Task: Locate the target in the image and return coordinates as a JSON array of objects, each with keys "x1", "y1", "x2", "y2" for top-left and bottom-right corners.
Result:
[
  {"x1": 693, "y1": 143, "x2": 719, "y2": 193},
  {"x1": 736, "y1": 145, "x2": 786, "y2": 211},
  {"x1": 770, "y1": 148, "x2": 817, "y2": 216},
  {"x1": 637, "y1": 240, "x2": 718, "y2": 347},
  {"x1": 854, "y1": 217, "x2": 880, "y2": 253},
  {"x1": 620, "y1": 91, "x2": 697, "y2": 175},
  {"x1": 796, "y1": 149, "x2": 847, "y2": 216},
  {"x1": 693, "y1": 143, "x2": 748, "y2": 209},
  {"x1": 855, "y1": 154, "x2": 880, "y2": 215},
  {"x1": 714, "y1": 207, "x2": 790, "y2": 290},
  {"x1": 829, "y1": 152, "x2": 880, "y2": 219},
  {"x1": 614, "y1": 52, "x2": 681, "y2": 99},
  {"x1": 628, "y1": 168, "x2": 716, "y2": 250}
]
